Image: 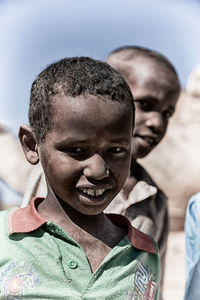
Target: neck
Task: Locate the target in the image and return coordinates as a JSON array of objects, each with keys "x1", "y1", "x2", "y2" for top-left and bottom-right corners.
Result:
[
  {"x1": 121, "y1": 158, "x2": 138, "y2": 199},
  {"x1": 58, "y1": 198, "x2": 110, "y2": 238},
  {"x1": 37, "y1": 189, "x2": 117, "y2": 245}
]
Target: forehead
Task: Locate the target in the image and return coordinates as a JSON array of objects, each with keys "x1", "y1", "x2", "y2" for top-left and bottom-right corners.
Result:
[
  {"x1": 50, "y1": 93, "x2": 133, "y2": 138},
  {"x1": 128, "y1": 58, "x2": 179, "y2": 100}
]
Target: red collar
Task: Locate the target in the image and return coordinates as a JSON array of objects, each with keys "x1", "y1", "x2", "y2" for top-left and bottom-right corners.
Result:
[
  {"x1": 9, "y1": 197, "x2": 156, "y2": 254},
  {"x1": 108, "y1": 214, "x2": 156, "y2": 254},
  {"x1": 8, "y1": 197, "x2": 46, "y2": 234}
]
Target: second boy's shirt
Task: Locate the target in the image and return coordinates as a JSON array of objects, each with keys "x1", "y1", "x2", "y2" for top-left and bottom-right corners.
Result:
[
  {"x1": 0, "y1": 197, "x2": 160, "y2": 299},
  {"x1": 105, "y1": 162, "x2": 168, "y2": 270}
]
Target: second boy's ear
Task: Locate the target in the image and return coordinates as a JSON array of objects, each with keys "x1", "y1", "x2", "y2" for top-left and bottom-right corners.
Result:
[{"x1": 18, "y1": 124, "x2": 39, "y2": 165}]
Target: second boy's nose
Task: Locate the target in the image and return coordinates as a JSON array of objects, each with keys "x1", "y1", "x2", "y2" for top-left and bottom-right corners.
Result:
[
  {"x1": 145, "y1": 112, "x2": 165, "y2": 134},
  {"x1": 83, "y1": 154, "x2": 109, "y2": 180}
]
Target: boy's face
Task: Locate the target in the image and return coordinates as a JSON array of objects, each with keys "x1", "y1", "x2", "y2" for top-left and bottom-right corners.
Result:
[
  {"x1": 38, "y1": 93, "x2": 133, "y2": 215},
  {"x1": 130, "y1": 60, "x2": 180, "y2": 159}
]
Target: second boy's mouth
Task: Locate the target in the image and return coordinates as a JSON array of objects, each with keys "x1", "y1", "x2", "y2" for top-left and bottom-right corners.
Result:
[{"x1": 134, "y1": 134, "x2": 159, "y2": 147}]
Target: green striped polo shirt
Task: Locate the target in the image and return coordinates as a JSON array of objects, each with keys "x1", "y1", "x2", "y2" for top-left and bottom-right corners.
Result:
[{"x1": 0, "y1": 197, "x2": 160, "y2": 299}]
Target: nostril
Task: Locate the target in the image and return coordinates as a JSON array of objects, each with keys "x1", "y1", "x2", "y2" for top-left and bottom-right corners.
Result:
[{"x1": 105, "y1": 169, "x2": 109, "y2": 177}]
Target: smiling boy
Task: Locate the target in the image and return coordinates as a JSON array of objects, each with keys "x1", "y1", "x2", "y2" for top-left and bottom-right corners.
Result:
[{"x1": 0, "y1": 57, "x2": 160, "y2": 299}]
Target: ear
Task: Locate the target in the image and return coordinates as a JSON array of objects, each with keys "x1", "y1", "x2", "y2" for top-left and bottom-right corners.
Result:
[{"x1": 18, "y1": 124, "x2": 39, "y2": 165}]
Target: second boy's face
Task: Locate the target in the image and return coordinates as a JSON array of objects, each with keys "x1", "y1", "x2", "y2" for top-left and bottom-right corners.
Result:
[
  {"x1": 38, "y1": 94, "x2": 133, "y2": 215},
  {"x1": 130, "y1": 61, "x2": 179, "y2": 159}
]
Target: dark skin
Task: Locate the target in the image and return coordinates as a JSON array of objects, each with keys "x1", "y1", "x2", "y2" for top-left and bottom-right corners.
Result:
[
  {"x1": 19, "y1": 93, "x2": 133, "y2": 272},
  {"x1": 38, "y1": 186, "x2": 126, "y2": 272},
  {"x1": 121, "y1": 161, "x2": 138, "y2": 200},
  {"x1": 117, "y1": 58, "x2": 180, "y2": 199}
]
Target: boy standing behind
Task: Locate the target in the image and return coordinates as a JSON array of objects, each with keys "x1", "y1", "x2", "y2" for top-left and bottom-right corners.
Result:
[
  {"x1": 0, "y1": 57, "x2": 160, "y2": 299},
  {"x1": 105, "y1": 46, "x2": 180, "y2": 296}
]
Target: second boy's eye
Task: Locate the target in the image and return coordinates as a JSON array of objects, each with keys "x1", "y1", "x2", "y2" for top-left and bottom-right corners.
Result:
[
  {"x1": 64, "y1": 147, "x2": 84, "y2": 154},
  {"x1": 163, "y1": 110, "x2": 173, "y2": 119},
  {"x1": 135, "y1": 99, "x2": 153, "y2": 111}
]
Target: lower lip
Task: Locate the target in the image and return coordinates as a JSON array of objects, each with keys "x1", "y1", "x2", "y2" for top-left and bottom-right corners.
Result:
[{"x1": 135, "y1": 136, "x2": 153, "y2": 149}]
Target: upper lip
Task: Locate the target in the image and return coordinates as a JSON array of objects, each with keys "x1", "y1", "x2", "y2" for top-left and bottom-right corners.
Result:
[{"x1": 76, "y1": 184, "x2": 112, "y2": 190}]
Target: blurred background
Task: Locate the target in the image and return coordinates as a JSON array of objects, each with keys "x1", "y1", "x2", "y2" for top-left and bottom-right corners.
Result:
[
  {"x1": 1, "y1": 0, "x2": 200, "y2": 133},
  {"x1": 1, "y1": 0, "x2": 200, "y2": 298}
]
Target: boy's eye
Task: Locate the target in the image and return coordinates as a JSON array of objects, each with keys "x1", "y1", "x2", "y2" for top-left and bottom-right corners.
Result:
[
  {"x1": 135, "y1": 99, "x2": 153, "y2": 111},
  {"x1": 64, "y1": 147, "x2": 84, "y2": 153},
  {"x1": 108, "y1": 147, "x2": 124, "y2": 153},
  {"x1": 163, "y1": 110, "x2": 173, "y2": 119}
]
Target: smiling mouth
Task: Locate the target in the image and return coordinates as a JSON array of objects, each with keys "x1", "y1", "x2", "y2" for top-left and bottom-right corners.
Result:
[
  {"x1": 135, "y1": 135, "x2": 158, "y2": 147},
  {"x1": 77, "y1": 187, "x2": 108, "y2": 198}
]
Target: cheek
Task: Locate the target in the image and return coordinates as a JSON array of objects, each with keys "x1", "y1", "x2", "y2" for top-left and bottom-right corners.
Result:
[
  {"x1": 41, "y1": 152, "x2": 79, "y2": 184},
  {"x1": 131, "y1": 138, "x2": 139, "y2": 158},
  {"x1": 112, "y1": 158, "x2": 131, "y2": 184},
  {"x1": 159, "y1": 118, "x2": 169, "y2": 136},
  {"x1": 134, "y1": 111, "x2": 146, "y2": 129},
  {"x1": 159, "y1": 126, "x2": 167, "y2": 141}
]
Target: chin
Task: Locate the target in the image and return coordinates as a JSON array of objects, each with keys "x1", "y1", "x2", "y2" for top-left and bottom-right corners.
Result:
[
  {"x1": 132, "y1": 150, "x2": 150, "y2": 160},
  {"x1": 139, "y1": 151, "x2": 151, "y2": 158},
  {"x1": 80, "y1": 207, "x2": 105, "y2": 216},
  {"x1": 138, "y1": 144, "x2": 157, "y2": 158}
]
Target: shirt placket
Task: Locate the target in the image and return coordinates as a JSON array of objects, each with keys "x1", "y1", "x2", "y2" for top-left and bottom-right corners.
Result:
[{"x1": 46, "y1": 223, "x2": 93, "y2": 296}]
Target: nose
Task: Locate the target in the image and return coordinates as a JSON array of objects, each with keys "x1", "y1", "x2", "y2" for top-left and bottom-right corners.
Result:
[
  {"x1": 145, "y1": 112, "x2": 165, "y2": 134},
  {"x1": 83, "y1": 154, "x2": 109, "y2": 180}
]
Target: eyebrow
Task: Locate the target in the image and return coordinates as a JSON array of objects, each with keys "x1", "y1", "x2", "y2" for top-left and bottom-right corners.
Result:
[
  {"x1": 55, "y1": 138, "x2": 86, "y2": 147},
  {"x1": 134, "y1": 96, "x2": 158, "y2": 103},
  {"x1": 109, "y1": 138, "x2": 130, "y2": 144},
  {"x1": 55, "y1": 137, "x2": 130, "y2": 147},
  {"x1": 135, "y1": 97, "x2": 176, "y2": 111}
]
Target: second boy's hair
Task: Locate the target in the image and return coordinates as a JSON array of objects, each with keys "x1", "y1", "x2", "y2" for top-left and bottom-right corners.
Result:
[
  {"x1": 107, "y1": 45, "x2": 181, "y2": 90},
  {"x1": 29, "y1": 57, "x2": 134, "y2": 142}
]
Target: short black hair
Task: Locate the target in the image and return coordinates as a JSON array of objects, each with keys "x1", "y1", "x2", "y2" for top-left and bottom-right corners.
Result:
[
  {"x1": 107, "y1": 45, "x2": 180, "y2": 89},
  {"x1": 29, "y1": 56, "x2": 134, "y2": 142}
]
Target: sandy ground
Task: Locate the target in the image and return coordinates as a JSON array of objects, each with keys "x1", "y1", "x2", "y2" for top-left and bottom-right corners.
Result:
[{"x1": 163, "y1": 231, "x2": 185, "y2": 300}]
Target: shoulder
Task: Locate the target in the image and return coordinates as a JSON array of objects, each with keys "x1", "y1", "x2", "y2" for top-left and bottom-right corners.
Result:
[
  {"x1": 0, "y1": 208, "x2": 17, "y2": 238},
  {"x1": 131, "y1": 223, "x2": 159, "y2": 255},
  {"x1": 185, "y1": 194, "x2": 200, "y2": 285},
  {"x1": 133, "y1": 162, "x2": 159, "y2": 189},
  {"x1": 0, "y1": 209, "x2": 12, "y2": 231},
  {"x1": 187, "y1": 193, "x2": 200, "y2": 213},
  {"x1": 108, "y1": 214, "x2": 159, "y2": 255},
  {"x1": 185, "y1": 194, "x2": 200, "y2": 260},
  {"x1": 185, "y1": 193, "x2": 200, "y2": 230},
  {"x1": 131, "y1": 162, "x2": 154, "y2": 183}
]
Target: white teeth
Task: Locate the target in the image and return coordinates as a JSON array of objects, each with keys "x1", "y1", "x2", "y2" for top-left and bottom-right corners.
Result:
[
  {"x1": 95, "y1": 189, "x2": 105, "y2": 196},
  {"x1": 87, "y1": 189, "x2": 95, "y2": 196},
  {"x1": 79, "y1": 188, "x2": 106, "y2": 197}
]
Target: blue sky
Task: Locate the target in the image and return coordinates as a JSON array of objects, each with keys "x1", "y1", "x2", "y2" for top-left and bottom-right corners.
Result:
[{"x1": 1, "y1": 0, "x2": 200, "y2": 134}]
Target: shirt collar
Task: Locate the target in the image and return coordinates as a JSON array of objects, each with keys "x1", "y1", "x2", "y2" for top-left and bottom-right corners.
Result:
[
  {"x1": 127, "y1": 180, "x2": 157, "y2": 205},
  {"x1": 108, "y1": 214, "x2": 156, "y2": 254},
  {"x1": 8, "y1": 197, "x2": 46, "y2": 234},
  {"x1": 8, "y1": 197, "x2": 156, "y2": 254},
  {"x1": 130, "y1": 162, "x2": 158, "y2": 204}
]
